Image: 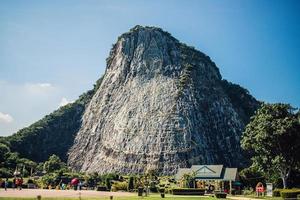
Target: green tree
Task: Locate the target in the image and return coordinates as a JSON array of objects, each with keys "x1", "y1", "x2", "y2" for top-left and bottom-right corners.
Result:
[
  {"x1": 0, "y1": 143, "x2": 10, "y2": 163},
  {"x1": 239, "y1": 167, "x2": 265, "y2": 189},
  {"x1": 105, "y1": 177, "x2": 112, "y2": 190},
  {"x1": 43, "y1": 154, "x2": 66, "y2": 173},
  {"x1": 5, "y1": 152, "x2": 20, "y2": 169},
  {"x1": 241, "y1": 103, "x2": 300, "y2": 188},
  {"x1": 128, "y1": 176, "x2": 134, "y2": 191},
  {"x1": 18, "y1": 158, "x2": 37, "y2": 176}
]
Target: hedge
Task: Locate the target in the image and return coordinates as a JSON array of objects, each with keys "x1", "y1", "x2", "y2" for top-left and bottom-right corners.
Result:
[
  {"x1": 280, "y1": 189, "x2": 300, "y2": 199},
  {"x1": 172, "y1": 188, "x2": 205, "y2": 195},
  {"x1": 96, "y1": 186, "x2": 107, "y2": 191},
  {"x1": 273, "y1": 189, "x2": 282, "y2": 197},
  {"x1": 215, "y1": 192, "x2": 227, "y2": 198}
]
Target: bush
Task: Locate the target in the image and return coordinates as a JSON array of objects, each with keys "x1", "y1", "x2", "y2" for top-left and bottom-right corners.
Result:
[
  {"x1": 242, "y1": 189, "x2": 254, "y2": 195},
  {"x1": 112, "y1": 181, "x2": 128, "y2": 192},
  {"x1": 159, "y1": 188, "x2": 165, "y2": 193},
  {"x1": 215, "y1": 192, "x2": 227, "y2": 198},
  {"x1": 27, "y1": 179, "x2": 34, "y2": 184},
  {"x1": 280, "y1": 189, "x2": 300, "y2": 199},
  {"x1": 172, "y1": 188, "x2": 205, "y2": 195},
  {"x1": 96, "y1": 186, "x2": 107, "y2": 191},
  {"x1": 149, "y1": 180, "x2": 158, "y2": 192},
  {"x1": 105, "y1": 177, "x2": 111, "y2": 190},
  {"x1": 273, "y1": 189, "x2": 282, "y2": 197},
  {"x1": 128, "y1": 176, "x2": 134, "y2": 192}
]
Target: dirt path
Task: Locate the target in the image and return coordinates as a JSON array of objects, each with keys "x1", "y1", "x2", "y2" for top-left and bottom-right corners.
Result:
[{"x1": 0, "y1": 188, "x2": 134, "y2": 198}]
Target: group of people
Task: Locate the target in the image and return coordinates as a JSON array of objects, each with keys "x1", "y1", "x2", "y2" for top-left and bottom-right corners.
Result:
[{"x1": 1, "y1": 177, "x2": 23, "y2": 190}]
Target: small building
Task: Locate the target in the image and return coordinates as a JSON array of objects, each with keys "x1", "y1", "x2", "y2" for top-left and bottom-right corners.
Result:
[{"x1": 175, "y1": 165, "x2": 239, "y2": 194}]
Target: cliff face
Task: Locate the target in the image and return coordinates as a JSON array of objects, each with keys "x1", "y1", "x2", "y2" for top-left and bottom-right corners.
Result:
[{"x1": 68, "y1": 26, "x2": 259, "y2": 174}]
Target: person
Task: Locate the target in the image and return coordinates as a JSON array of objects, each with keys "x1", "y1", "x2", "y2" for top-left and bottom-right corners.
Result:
[
  {"x1": 4, "y1": 178, "x2": 8, "y2": 191},
  {"x1": 16, "y1": 177, "x2": 23, "y2": 190},
  {"x1": 78, "y1": 181, "x2": 82, "y2": 190},
  {"x1": 16, "y1": 178, "x2": 20, "y2": 190},
  {"x1": 12, "y1": 178, "x2": 16, "y2": 190},
  {"x1": 61, "y1": 183, "x2": 66, "y2": 190},
  {"x1": 20, "y1": 177, "x2": 23, "y2": 190}
]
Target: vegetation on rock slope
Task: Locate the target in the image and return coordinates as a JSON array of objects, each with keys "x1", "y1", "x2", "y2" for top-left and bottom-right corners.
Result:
[{"x1": 1, "y1": 77, "x2": 103, "y2": 163}]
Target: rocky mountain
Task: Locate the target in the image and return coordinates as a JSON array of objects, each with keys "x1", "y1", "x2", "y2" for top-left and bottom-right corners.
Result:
[{"x1": 67, "y1": 26, "x2": 260, "y2": 175}]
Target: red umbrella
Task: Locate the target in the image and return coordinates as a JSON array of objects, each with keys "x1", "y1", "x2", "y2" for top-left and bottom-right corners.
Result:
[{"x1": 71, "y1": 178, "x2": 79, "y2": 185}]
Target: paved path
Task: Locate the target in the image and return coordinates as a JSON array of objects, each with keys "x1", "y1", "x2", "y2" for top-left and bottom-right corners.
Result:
[
  {"x1": 0, "y1": 189, "x2": 266, "y2": 200},
  {"x1": 228, "y1": 196, "x2": 265, "y2": 200},
  {"x1": 0, "y1": 189, "x2": 134, "y2": 198}
]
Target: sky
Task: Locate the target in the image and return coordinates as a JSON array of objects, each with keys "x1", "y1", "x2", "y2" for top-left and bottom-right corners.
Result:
[{"x1": 0, "y1": 0, "x2": 299, "y2": 136}]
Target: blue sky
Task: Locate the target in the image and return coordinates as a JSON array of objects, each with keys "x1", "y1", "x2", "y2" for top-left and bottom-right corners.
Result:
[{"x1": 0, "y1": 0, "x2": 299, "y2": 136}]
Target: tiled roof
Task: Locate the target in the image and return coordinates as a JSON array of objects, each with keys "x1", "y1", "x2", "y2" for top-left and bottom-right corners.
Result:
[
  {"x1": 223, "y1": 168, "x2": 237, "y2": 181},
  {"x1": 192, "y1": 165, "x2": 223, "y2": 178},
  {"x1": 175, "y1": 165, "x2": 237, "y2": 181}
]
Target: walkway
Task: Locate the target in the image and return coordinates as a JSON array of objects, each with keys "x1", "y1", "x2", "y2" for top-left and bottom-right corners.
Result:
[{"x1": 0, "y1": 189, "x2": 134, "y2": 198}]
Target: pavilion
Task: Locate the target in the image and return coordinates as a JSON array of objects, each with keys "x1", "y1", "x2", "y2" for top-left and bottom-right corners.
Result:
[{"x1": 175, "y1": 165, "x2": 239, "y2": 194}]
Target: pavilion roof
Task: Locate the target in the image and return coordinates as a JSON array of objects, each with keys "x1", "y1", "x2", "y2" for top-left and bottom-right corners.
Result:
[{"x1": 175, "y1": 165, "x2": 238, "y2": 181}]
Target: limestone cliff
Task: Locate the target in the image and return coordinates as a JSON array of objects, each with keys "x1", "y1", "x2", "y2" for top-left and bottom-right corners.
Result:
[{"x1": 68, "y1": 26, "x2": 260, "y2": 174}]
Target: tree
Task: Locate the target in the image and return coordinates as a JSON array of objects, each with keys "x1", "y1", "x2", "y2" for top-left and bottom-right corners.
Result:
[
  {"x1": 18, "y1": 158, "x2": 37, "y2": 176},
  {"x1": 43, "y1": 154, "x2": 65, "y2": 173},
  {"x1": 0, "y1": 143, "x2": 10, "y2": 163},
  {"x1": 239, "y1": 166, "x2": 265, "y2": 189},
  {"x1": 181, "y1": 172, "x2": 196, "y2": 188},
  {"x1": 128, "y1": 176, "x2": 134, "y2": 191},
  {"x1": 105, "y1": 177, "x2": 112, "y2": 190},
  {"x1": 241, "y1": 103, "x2": 300, "y2": 188}
]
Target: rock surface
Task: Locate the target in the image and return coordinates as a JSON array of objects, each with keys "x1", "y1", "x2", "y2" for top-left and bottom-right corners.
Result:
[{"x1": 68, "y1": 26, "x2": 259, "y2": 174}]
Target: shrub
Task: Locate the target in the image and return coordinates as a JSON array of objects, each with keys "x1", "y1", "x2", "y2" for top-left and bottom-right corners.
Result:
[
  {"x1": 273, "y1": 189, "x2": 282, "y2": 197},
  {"x1": 128, "y1": 176, "x2": 134, "y2": 192},
  {"x1": 27, "y1": 179, "x2": 34, "y2": 184},
  {"x1": 112, "y1": 181, "x2": 128, "y2": 191},
  {"x1": 96, "y1": 186, "x2": 107, "y2": 191},
  {"x1": 215, "y1": 192, "x2": 227, "y2": 198},
  {"x1": 243, "y1": 189, "x2": 254, "y2": 196},
  {"x1": 149, "y1": 181, "x2": 158, "y2": 192},
  {"x1": 172, "y1": 188, "x2": 205, "y2": 195},
  {"x1": 280, "y1": 189, "x2": 300, "y2": 199},
  {"x1": 105, "y1": 177, "x2": 111, "y2": 190},
  {"x1": 159, "y1": 187, "x2": 165, "y2": 193}
]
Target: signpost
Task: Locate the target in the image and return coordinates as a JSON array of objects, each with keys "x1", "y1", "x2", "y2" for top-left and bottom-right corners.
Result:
[{"x1": 266, "y1": 183, "x2": 273, "y2": 197}]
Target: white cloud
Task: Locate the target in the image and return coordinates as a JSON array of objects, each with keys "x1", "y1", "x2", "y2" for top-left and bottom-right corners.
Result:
[
  {"x1": 0, "y1": 81, "x2": 61, "y2": 135},
  {"x1": 59, "y1": 97, "x2": 74, "y2": 107},
  {"x1": 24, "y1": 83, "x2": 55, "y2": 94},
  {"x1": 0, "y1": 112, "x2": 14, "y2": 124}
]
